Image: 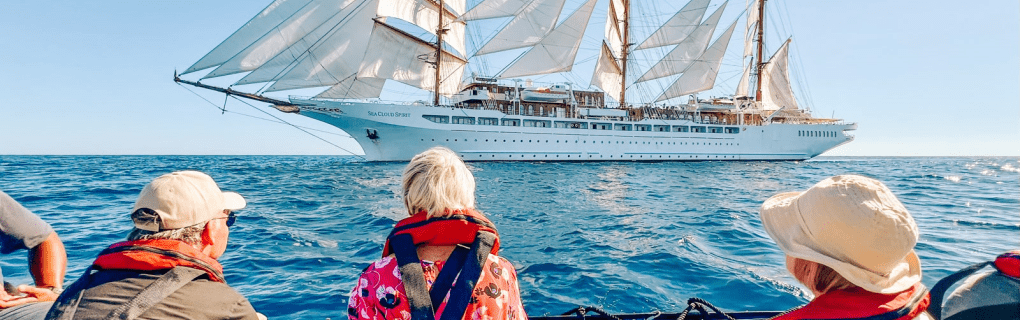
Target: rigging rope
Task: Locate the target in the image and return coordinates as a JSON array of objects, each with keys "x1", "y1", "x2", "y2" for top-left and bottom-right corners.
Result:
[
  {"x1": 176, "y1": 82, "x2": 350, "y2": 137},
  {"x1": 176, "y1": 82, "x2": 367, "y2": 160}
]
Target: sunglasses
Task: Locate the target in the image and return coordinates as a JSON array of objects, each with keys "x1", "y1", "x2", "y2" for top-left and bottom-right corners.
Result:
[{"x1": 213, "y1": 211, "x2": 237, "y2": 227}]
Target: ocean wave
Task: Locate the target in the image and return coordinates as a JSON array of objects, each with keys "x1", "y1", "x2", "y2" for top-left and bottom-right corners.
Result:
[{"x1": 1, "y1": 156, "x2": 1016, "y2": 319}]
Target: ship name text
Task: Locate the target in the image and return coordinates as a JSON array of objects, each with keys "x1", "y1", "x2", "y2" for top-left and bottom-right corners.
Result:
[{"x1": 368, "y1": 111, "x2": 411, "y2": 118}]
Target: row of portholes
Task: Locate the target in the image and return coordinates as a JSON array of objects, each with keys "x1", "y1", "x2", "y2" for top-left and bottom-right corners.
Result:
[
  {"x1": 422, "y1": 138, "x2": 739, "y2": 147},
  {"x1": 800, "y1": 130, "x2": 838, "y2": 138},
  {"x1": 462, "y1": 154, "x2": 737, "y2": 159}
]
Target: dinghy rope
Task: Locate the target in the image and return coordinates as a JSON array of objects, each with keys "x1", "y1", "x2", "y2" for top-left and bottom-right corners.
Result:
[
  {"x1": 176, "y1": 82, "x2": 366, "y2": 160},
  {"x1": 534, "y1": 298, "x2": 782, "y2": 320}
]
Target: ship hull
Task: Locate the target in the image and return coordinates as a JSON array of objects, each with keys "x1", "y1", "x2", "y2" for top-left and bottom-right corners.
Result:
[{"x1": 293, "y1": 99, "x2": 855, "y2": 162}]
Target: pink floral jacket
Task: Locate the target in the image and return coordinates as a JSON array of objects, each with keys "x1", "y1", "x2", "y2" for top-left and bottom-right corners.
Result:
[{"x1": 348, "y1": 254, "x2": 527, "y2": 320}]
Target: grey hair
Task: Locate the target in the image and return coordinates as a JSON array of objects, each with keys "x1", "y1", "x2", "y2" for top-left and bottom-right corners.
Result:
[
  {"x1": 402, "y1": 147, "x2": 476, "y2": 217},
  {"x1": 127, "y1": 225, "x2": 206, "y2": 246}
]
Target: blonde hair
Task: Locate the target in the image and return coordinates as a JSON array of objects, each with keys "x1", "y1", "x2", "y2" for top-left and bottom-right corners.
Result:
[
  {"x1": 790, "y1": 258, "x2": 858, "y2": 295},
  {"x1": 402, "y1": 147, "x2": 476, "y2": 217}
]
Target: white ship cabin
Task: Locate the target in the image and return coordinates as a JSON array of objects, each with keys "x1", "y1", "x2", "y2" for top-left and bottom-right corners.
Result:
[{"x1": 445, "y1": 80, "x2": 843, "y2": 128}]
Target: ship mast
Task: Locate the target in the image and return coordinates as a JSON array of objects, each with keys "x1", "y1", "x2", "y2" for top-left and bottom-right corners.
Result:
[
  {"x1": 754, "y1": 0, "x2": 765, "y2": 102},
  {"x1": 619, "y1": 0, "x2": 630, "y2": 107},
  {"x1": 434, "y1": 0, "x2": 446, "y2": 106}
]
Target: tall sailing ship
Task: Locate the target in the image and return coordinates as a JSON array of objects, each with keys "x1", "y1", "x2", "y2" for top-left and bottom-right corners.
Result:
[{"x1": 176, "y1": 0, "x2": 856, "y2": 161}]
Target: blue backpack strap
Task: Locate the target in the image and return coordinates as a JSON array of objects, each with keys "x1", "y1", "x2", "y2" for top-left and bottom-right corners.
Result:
[
  {"x1": 927, "y1": 261, "x2": 993, "y2": 320},
  {"x1": 390, "y1": 233, "x2": 437, "y2": 320},
  {"x1": 437, "y1": 231, "x2": 496, "y2": 320},
  {"x1": 105, "y1": 266, "x2": 206, "y2": 320},
  {"x1": 429, "y1": 245, "x2": 470, "y2": 311}
]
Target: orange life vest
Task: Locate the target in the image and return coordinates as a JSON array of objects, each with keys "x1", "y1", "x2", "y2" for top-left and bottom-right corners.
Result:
[{"x1": 774, "y1": 283, "x2": 930, "y2": 320}]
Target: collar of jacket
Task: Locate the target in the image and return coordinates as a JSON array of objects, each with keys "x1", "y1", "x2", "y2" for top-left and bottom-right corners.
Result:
[
  {"x1": 382, "y1": 208, "x2": 500, "y2": 258},
  {"x1": 775, "y1": 283, "x2": 930, "y2": 320},
  {"x1": 92, "y1": 239, "x2": 226, "y2": 283}
]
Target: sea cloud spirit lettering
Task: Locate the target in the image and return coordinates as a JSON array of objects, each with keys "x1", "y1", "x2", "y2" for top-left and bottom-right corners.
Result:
[{"x1": 368, "y1": 111, "x2": 411, "y2": 118}]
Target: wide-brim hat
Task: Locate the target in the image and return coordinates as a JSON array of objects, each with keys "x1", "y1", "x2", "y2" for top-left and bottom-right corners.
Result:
[
  {"x1": 132, "y1": 171, "x2": 246, "y2": 231},
  {"x1": 760, "y1": 175, "x2": 921, "y2": 294}
]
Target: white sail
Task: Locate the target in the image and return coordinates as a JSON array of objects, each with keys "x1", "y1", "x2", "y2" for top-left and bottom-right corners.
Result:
[
  {"x1": 461, "y1": 0, "x2": 529, "y2": 21},
  {"x1": 590, "y1": 42, "x2": 623, "y2": 102},
  {"x1": 635, "y1": 2, "x2": 725, "y2": 83},
  {"x1": 655, "y1": 19, "x2": 738, "y2": 102},
  {"x1": 743, "y1": 0, "x2": 759, "y2": 57},
  {"x1": 245, "y1": 0, "x2": 378, "y2": 90},
  {"x1": 735, "y1": 61, "x2": 751, "y2": 97},
  {"x1": 183, "y1": 0, "x2": 315, "y2": 75},
  {"x1": 446, "y1": 0, "x2": 466, "y2": 16},
  {"x1": 314, "y1": 77, "x2": 387, "y2": 99},
  {"x1": 378, "y1": 0, "x2": 467, "y2": 56},
  {"x1": 201, "y1": 0, "x2": 354, "y2": 79},
  {"x1": 473, "y1": 0, "x2": 568, "y2": 56},
  {"x1": 634, "y1": 0, "x2": 710, "y2": 50},
  {"x1": 760, "y1": 39, "x2": 797, "y2": 111},
  {"x1": 497, "y1": 0, "x2": 597, "y2": 79},
  {"x1": 358, "y1": 22, "x2": 467, "y2": 96},
  {"x1": 603, "y1": 0, "x2": 625, "y2": 58}
]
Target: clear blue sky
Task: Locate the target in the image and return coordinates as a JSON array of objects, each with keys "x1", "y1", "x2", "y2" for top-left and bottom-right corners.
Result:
[{"x1": 1, "y1": 1, "x2": 1017, "y2": 156}]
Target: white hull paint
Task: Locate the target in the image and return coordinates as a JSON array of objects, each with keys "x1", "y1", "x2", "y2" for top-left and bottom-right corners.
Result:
[{"x1": 293, "y1": 99, "x2": 855, "y2": 162}]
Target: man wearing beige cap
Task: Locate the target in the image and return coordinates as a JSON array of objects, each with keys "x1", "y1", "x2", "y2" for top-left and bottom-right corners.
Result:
[
  {"x1": 759, "y1": 175, "x2": 933, "y2": 320},
  {"x1": 45, "y1": 171, "x2": 263, "y2": 320}
]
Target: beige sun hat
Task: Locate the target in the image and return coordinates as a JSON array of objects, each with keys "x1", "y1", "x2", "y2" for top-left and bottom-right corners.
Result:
[
  {"x1": 759, "y1": 174, "x2": 921, "y2": 294},
  {"x1": 132, "y1": 171, "x2": 246, "y2": 231}
]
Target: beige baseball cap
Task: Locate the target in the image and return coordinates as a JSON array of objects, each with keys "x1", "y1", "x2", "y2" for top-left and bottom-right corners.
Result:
[
  {"x1": 759, "y1": 174, "x2": 921, "y2": 294},
  {"x1": 132, "y1": 171, "x2": 246, "y2": 231}
]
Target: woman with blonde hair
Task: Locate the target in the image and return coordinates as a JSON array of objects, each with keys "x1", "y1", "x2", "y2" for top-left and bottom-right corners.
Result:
[
  {"x1": 760, "y1": 175, "x2": 933, "y2": 320},
  {"x1": 348, "y1": 147, "x2": 526, "y2": 320}
]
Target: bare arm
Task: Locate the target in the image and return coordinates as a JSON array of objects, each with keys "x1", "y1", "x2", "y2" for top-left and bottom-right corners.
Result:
[{"x1": 28, "y1": 232, "x2": 66, "y2": 289}]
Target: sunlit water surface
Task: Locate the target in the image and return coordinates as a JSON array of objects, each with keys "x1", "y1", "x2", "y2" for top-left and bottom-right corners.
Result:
[{"x1": 0, "y1": 156, "x2": 1016, "y2": 319}]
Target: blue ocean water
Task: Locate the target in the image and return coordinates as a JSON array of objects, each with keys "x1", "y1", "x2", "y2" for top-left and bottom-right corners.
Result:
[{"x1": 0, "y1": 156, "x2": 1016, "y2": 319}]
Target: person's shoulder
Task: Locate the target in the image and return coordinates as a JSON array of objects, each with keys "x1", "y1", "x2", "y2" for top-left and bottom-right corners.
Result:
[
  {"x1": 175, "y1": 278, "x2": 260, "y2": 318},
  {"x1": 488, "y1": 254, "x2": 517, "y2": 269},
  {"x1": 180, "y1": 278, "x2": 250, "y2": 300},
  {"x1": 362, "y1": 256, "x2": 398, "y2": 273}
]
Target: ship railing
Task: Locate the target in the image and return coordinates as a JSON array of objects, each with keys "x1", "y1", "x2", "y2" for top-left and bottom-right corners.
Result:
[
  {"x1": 289, "y1": 95, "x2": 440, "y2": 106},
  {"x1": 294, "y1": 95, "x2": 855, "y2": 127}
]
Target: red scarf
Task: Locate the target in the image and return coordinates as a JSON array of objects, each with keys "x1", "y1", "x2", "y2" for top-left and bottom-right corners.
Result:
[
  {"x1": 92, "y1": 239, "x2": 226, "y2": 283},
  {"x1": 774, "y1": 283, "x2": 930, "y2": 320},
  {"x1": 382, "y1": 209, "x2": 500, "y2": 257}
]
